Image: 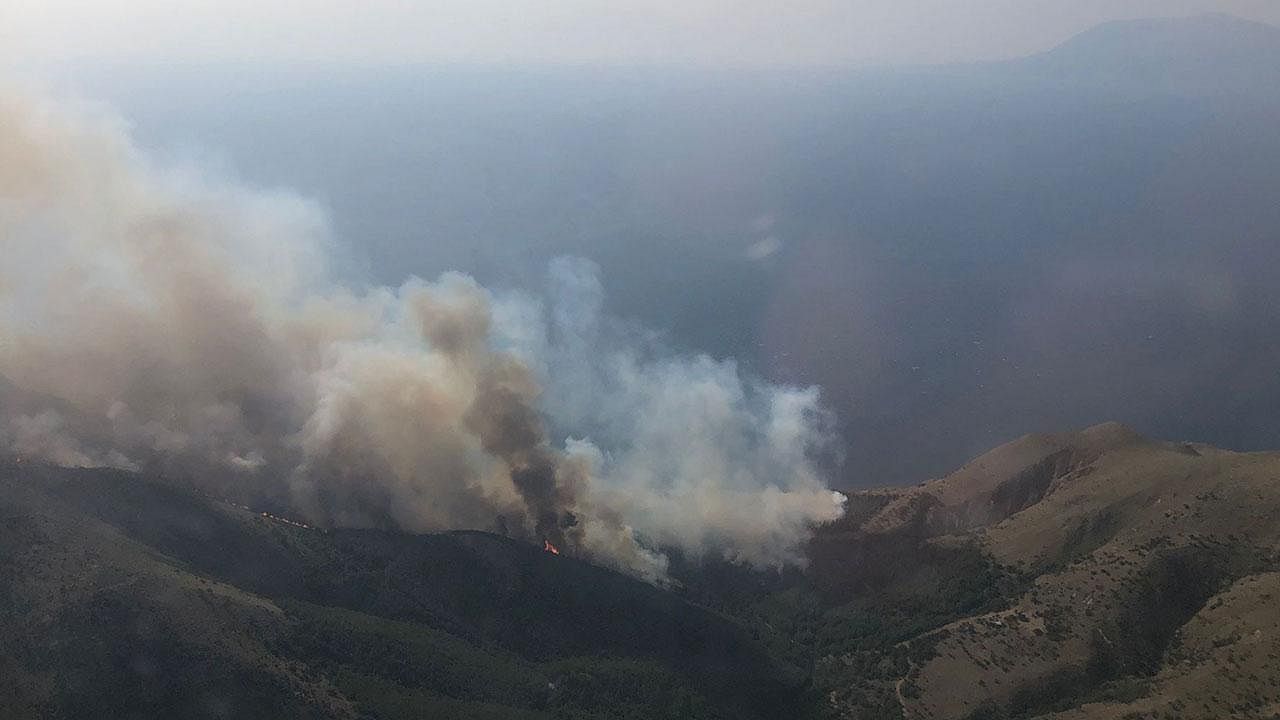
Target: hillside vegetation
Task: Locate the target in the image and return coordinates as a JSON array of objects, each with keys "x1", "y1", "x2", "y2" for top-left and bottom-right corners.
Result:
[
  {"x1": 749, "y1": 423, "x2": 1280, "y2": 719},
  {"x1": 6, "y1": 422, "x2": 1280, "y2": 719},
  {"x1": 0, "y1": 461, "x2": 803, "y2": 719}
]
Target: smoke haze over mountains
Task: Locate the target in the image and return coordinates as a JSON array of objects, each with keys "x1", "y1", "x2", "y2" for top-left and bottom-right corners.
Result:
[
  {"x1": 10, "y1": 7, "x2": 1280, "y2": 720},
  {"x1": 28, "y1": 13, "x2": 1280, "y2": 487},
  {"x1": 0, "y1": 87, "x2": 845, "y2": 581},
  {"x1": 5, "y1": 12, "x2": 1280, "y2": 509}
]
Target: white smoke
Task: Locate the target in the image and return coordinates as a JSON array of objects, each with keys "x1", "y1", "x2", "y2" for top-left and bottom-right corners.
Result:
[{"x1": 0, "y1": 85, "x2": 845, "y2": 581}]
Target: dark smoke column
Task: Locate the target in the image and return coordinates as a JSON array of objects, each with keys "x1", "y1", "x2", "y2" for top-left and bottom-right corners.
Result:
[
  {"x1": 412, "y1": 277, "x2": 580, "y2": 548},
  {"x1": 465, "y1": 356, "x2": 580, "y2": 547}
]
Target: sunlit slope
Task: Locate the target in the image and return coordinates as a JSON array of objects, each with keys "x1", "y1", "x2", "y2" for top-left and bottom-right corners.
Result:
[{"x1": 823, "y1": 424, "x2": 1280, "y2": 719}]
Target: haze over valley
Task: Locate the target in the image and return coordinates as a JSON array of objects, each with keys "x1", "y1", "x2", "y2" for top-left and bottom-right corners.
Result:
[
  {"x1": 32, "y1": 12, "x2": 1280, "y2": 485},
  {"x1": 4, "y1": 6, "x2": 1280, "y2": 720}
]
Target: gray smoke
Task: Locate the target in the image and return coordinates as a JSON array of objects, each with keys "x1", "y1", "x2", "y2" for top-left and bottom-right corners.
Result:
[{"x1": 0, "y1": 84, "x2": 845, "y2": 581}]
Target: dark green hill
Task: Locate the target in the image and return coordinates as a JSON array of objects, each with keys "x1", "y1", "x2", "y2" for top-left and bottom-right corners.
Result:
[{"x1": 0, "y1": 460, "x2": 806, "y2": 720}]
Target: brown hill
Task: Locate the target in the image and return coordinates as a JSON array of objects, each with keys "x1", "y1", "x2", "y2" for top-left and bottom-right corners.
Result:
[{"x1": 815, "y1": 422, "x2": 1280, "y2": 720}]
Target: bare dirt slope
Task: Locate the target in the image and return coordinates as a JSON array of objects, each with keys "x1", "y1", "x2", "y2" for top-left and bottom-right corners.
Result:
[{"x1": 826, "y1": 422, "x2": 1280, "y2": 720}]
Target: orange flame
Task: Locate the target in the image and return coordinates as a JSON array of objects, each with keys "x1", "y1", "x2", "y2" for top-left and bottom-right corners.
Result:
[{"x1": 543, "y1": 539, "x2": 560, "y2": 555}]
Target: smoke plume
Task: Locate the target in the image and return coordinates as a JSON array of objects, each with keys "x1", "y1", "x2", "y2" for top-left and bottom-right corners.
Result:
[{"x1": 0, "y1": 86, "x2": 845, "y2": 581}]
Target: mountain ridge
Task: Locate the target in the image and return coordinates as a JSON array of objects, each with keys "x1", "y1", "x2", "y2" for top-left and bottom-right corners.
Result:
[
  {"x1": 6, "y1": 422, "x2": 1280, "y2": 718},
  {"x1": 1013, "y1": 13, "x2": 1280, "y2": 98},
  {"x1": 0, "y1": 460, "x2": 805, "y2": 719},
  {"x1": 810, "y1": 423, "x2": 1280, "y2": 719}
]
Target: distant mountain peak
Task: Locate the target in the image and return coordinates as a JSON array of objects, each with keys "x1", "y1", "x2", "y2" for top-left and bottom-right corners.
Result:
[
  {"x1": 1017, "y1": 13, "x2": 1280, "y2": 96},
  {"x1": 1050, "y1": 12, "x2": 1280, "y2": 58}
]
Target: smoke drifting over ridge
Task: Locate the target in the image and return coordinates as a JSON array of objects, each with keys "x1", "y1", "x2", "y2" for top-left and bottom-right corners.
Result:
[{"x1": 0, "y1": 87, "x2": 845, "y2": 581}]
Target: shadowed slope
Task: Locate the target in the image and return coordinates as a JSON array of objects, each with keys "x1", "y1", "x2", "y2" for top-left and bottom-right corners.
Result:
[{"x1": 0, "y1": 460, "x2": 805, "y2": 720}]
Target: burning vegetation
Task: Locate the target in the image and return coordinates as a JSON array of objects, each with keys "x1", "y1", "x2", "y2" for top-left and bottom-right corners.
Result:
[{"x1": 0, "y1": 86, "x2": 846, "y2": 584}]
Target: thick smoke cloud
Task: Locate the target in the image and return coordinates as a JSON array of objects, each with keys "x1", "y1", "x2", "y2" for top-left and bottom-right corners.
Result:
[{"x1": 0, "y1": 86, "x2": 845, "y2": 581}]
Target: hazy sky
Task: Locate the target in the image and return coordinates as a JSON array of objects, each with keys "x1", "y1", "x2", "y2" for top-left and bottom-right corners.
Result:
[{"x1": 7, "y1": 1, "x2": 1280, "y2": 68}]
